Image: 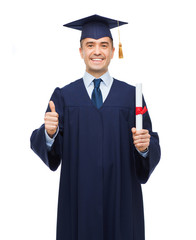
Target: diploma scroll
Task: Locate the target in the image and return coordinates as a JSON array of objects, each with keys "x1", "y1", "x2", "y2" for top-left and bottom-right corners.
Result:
[{"x1": 136, "y1": 83, "x2": 143, "y2": 130}]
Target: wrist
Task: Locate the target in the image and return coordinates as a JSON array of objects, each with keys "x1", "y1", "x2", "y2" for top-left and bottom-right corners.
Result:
[
  {"x1": 47, "y1": 132, "x2": 56, "y2": 138},
  {"x1": 140, "y1": 147, "x2": 148, "y2": 153}
]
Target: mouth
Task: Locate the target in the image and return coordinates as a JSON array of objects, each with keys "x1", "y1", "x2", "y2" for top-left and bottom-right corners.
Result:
[{"x1": 90, "y1": 58, "x2": 104, "y2": 63}]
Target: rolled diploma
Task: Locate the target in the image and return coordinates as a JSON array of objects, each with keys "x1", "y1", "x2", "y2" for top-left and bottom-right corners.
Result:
[{"x1": 136, "y1": 83, "x2": 143, "y2": 130}]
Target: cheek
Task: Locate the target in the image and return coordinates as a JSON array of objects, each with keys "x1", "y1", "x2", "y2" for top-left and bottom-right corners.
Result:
[
  {"x1": 105, "y1": 48, "x2": 114, "y2": 58},
  {"x1": 82, "y1": 50, "x2": 91, "y2": 60},
  {"x1": 105, "y1": 52, "x2": 113, "y2": 62}
]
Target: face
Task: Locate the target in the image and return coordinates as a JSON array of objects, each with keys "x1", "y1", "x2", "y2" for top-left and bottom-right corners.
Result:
[{"x1": 79, "y1": 37, "x2": 115, "y2": 78}]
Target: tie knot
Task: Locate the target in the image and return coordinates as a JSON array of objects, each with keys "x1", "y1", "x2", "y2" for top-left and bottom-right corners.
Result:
[{"x1": 93, "y1": 78, "x2": 102, "y2": 89}]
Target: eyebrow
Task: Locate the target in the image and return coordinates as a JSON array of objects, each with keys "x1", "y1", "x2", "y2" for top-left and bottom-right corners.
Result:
[
  {"x1": 100, "y1": 42, "x2": 109, "y2": 45},
  {"x1": 85, "y1": 41, "x2": 95, "y2": 45},
  {"x1": 85, "y1": 41, "x2": 109, "y2": 45}
]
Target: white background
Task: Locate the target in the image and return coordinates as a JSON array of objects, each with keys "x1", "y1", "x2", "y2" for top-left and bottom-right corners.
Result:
[{"x1": 1, "y1": 0, "x2": 196, "y2": 239}]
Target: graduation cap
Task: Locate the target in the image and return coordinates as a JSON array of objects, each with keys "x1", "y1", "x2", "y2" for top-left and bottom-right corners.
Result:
[{"x1": 63, "y1": 14, "x2": 128, "y2": 58}]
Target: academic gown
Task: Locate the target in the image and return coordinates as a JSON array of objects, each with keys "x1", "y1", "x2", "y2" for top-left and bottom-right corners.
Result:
[{"x1": 30, "y1": 78, "x2": 161, "y2": 240}]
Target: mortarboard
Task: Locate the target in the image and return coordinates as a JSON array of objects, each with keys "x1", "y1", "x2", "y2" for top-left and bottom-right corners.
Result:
[{"x1": 63, "y1": 14, "x2": 128, "y2": 58}]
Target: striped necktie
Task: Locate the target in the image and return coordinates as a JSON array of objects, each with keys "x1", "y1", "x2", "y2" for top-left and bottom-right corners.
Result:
[{"x1": 91, "y1": 78, "x2": 103, "y2": 109}]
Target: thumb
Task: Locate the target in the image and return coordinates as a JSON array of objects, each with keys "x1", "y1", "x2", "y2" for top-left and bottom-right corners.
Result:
[
  {"x1": 49, "y1": 101, "x2": 56, "y2": 112},
  {"x1": 131, "y1": 127, "x2": 137, "y2": 134}
]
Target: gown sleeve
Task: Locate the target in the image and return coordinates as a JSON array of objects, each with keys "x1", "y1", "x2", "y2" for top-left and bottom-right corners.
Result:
[
  {"x1": 30, "y1": 88, "x2": 64, "y2": 171},
  {"x1": 134, "y1": 97, "x2": 161, "y2": 184}
]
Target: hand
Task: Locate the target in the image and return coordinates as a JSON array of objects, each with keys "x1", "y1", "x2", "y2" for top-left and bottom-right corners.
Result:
[
  {"x1": 44, "y1": 101, "x2": 59, "y2": 138},
  {"x1": 131, "y1": 127, "x2": 151, "y2": 152}
]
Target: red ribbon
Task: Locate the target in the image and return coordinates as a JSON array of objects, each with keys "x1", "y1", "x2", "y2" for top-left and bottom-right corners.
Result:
[{"x1": 136, "y1": 106, "x2": 148, "y2": 115}]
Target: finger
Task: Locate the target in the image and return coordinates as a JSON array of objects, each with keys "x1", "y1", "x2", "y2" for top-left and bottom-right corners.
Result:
[
  {"x1": 49, "y1": 101, "x2": 56, "y2": 113},
  {"x1": 45, "y1": 124, "x2": 58, "y2": 130},
  {"x1": 135, "y1": 140, "x2": 150, "y2": 147},
  {"x1": 45, "y1": 111, "x2": 59, "y2": 118},
  {"x1": 44, "y1": 115, "x2": 58, "y2": 122},
  {"x1": 45, "y1": 121, "x2": 58, "y2": 127},
  {"x1": 133, "y1": 131, "x2": 150, "y2": 138},
  {"x1": 134, "y1": 135, "x2": 150, "y2": 141},
  {"x1": 131, "y1": 127, "x2": 137, "y2": 134},
  {"x1": 135, "y1": 129, "x2": 149, "y2": 135},
  {"x1": 133, "y1": 134, "x2": 151, "y2": 141},
  {"x1": 134, "y1": 139, "x2": 150, "y2": 146},
  {"x1": 134, "y1": 136, "x2": 150, "y2": 142}
]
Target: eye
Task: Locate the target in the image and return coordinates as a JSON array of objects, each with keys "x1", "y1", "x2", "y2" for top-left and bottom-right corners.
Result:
[
  {"x1": 101, "y1": 43, "x2": 108, "y2": 48},
  {"x1": 87, "y1": 44, "x2": 94, "y2": 48}
]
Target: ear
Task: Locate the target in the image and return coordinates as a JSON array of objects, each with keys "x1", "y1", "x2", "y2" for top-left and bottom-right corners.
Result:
[
  {"x1": 79, "y1": 47, "x2": 84, "y2": 59},
  {"x1": 111, "y1": 47, "x2": 115, "y2": 59}
]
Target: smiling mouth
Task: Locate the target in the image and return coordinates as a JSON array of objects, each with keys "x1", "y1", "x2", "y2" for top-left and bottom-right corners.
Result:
[{"x1": 91, "y1": 58, "x2": 104, "y2": 63}]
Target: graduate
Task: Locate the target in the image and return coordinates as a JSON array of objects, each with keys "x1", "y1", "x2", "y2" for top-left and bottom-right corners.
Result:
[{"x1": 30, "y1": 14, "x2": 161, "y2": 240}]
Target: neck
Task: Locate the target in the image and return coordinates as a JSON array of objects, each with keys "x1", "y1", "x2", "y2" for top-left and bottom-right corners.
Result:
[{"x1": 86, "y1": 69, "x2": 108, "y2": 79}]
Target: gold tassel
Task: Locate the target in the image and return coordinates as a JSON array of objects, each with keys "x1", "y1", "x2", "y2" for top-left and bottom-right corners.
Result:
[
  {"x1": 118, "y1": 21, "x2": 123, "y2": 59},
  {"x1": 119, "y1": 42, "x2": 123, "y2": 58}
]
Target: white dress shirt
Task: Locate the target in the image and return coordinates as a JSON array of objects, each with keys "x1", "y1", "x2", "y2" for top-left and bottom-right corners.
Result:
[{"x1": 83, "y1": 71, "x2": 113, "y2": 102}]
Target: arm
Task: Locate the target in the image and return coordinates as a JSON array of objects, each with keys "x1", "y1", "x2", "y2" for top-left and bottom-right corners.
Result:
[
  {"x1": 30, "y1": 88, "x2": 64, "y2": 171},
  {"x1": 132, "y1": 100, "x2": 161, "y2": 184},
  {"x1": 45, "y1": 127, "x2": 59, "y2": 151}
]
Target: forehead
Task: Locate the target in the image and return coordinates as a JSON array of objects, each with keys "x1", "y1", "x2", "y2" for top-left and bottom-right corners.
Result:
[{"x1": 82, "y1": 37, "x2": 112, "y2": 44}]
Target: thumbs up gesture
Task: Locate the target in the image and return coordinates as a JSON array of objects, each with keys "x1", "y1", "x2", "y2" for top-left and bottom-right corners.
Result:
[{"x1": 44, "y1": 101, "x2": 59, "y2": 138}]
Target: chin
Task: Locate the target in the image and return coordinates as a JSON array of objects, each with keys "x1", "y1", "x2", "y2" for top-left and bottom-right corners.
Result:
[{"x1": 89, "y1": 67, "x2": 107, "y2": 75}]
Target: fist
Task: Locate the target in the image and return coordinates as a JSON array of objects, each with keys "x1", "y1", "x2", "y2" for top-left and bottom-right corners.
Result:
[
  {"x1": 44, "y1": 101, "x2": 59, "y2": 138},
  {"x1": 131, "y1": 127, "x2": 151, "y2": 152}
]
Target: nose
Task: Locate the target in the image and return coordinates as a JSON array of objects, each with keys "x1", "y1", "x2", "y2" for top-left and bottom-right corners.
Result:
[{"x1": 94, "y1": 45, "x2": 101, "y2": 55}]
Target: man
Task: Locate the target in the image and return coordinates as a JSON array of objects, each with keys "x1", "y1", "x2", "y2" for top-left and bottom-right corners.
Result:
[{"x1": 30, "y1": 14, "x2": 161, "y2": 240}]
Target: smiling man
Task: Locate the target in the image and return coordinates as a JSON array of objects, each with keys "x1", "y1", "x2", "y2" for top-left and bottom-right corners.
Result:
[
  {"x1": 30, "y1": 15, "x2": 161, "y2": 240},
  {"x1": 79, "y1": 37, "x2": 115, "y2": 78}
]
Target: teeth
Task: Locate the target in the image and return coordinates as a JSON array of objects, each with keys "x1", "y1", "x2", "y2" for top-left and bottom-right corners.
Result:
[{"x1": 92, "y1": 59, "x2": 102, "y2": 61}]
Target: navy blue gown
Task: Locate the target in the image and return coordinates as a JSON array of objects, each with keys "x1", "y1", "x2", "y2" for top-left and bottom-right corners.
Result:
[{"x1": 30, "y1": 78, "x2": 161, "y2": 240}]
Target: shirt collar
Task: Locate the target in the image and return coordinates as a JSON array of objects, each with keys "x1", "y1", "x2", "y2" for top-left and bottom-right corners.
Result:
[{"x1": 83, "y1": 71, "x2": 112, "y2": 88}]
